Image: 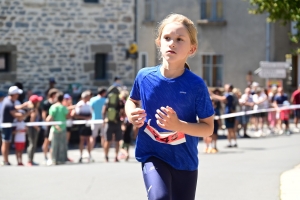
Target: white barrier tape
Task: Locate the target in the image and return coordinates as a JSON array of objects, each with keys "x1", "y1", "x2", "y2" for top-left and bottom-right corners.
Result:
[
  {"x1": 0, "y1": 119, "x2": 104, "y2": 128},
  {"x1": 214, "y1": 105, "x2": 300, "y2": 120},
  {"x1": 1, "y1": 105, "x2": 300, "y2": 128}
]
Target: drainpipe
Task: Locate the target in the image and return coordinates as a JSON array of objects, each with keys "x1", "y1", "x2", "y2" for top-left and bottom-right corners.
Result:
[{"x1": 265, "y1": 15, "x2": 271, "y2": 87}]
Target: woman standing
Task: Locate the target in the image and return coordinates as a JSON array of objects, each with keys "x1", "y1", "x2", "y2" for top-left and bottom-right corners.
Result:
[{"x1": 27, "y1": 95, "x2": 43, "y2": 166}]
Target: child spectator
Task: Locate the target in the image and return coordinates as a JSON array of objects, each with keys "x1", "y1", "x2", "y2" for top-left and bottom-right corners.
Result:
[
  {"x1": 280, "y1": 101, "x2": 291, "y2": 135},
  {"x1": 14, "y1": 111, "x2": 27, "y2": 166}
]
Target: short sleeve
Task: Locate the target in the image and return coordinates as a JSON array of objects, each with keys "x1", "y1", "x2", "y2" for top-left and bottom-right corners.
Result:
[
  {"x1": 49, "y1": 105, "x2": 55, "y2": 117},
  {"x1": 129, "y1": 71, "x2": 141, "y2": 101},
  {"x1": 195, "y1": 83, "x2": 214, "y2": 119}
]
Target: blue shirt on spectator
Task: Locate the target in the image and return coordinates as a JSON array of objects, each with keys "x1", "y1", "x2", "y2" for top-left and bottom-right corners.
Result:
[
  {"x1": 274, "y1": 93, "x2": 288, "y2": 105},
  {"x1": 90, "y1": 96, "x2": 106, "y2": 120}
]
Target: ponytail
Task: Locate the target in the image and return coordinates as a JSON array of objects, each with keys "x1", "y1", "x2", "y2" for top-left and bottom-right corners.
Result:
[{"x1": 184, "y1": 63, "x2": 190, "y2": 70}]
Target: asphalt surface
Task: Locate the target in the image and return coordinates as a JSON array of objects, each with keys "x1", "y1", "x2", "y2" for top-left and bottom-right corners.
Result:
[{"x1": 0, "y1": 132, "x2": 300, "y2": 200}]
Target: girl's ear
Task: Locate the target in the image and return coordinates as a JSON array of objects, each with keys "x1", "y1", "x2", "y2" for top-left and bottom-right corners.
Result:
[
  {"x1": 155, "y1": 39, "x2": 161, "y2": 48},
  {"x1": 189, "y1": 45, "x2": 197, "y2": 55}
]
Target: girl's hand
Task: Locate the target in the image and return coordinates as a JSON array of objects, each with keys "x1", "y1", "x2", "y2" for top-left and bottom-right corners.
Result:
[
  {"x1": 155, "y1": 106, "x2": 181, "y2": 131},
  {"x1": 129, "y1": 108, "x2": 146, "y2": 128}
]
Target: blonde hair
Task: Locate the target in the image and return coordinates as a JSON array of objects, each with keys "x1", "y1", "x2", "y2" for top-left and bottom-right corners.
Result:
[{"x1": 155, "y1": 14, "x2": 198, "y2": 70}]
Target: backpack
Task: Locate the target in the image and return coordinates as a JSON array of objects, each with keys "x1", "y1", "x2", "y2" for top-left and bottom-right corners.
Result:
[{"x1": 106, "y1": 86, "x2": 120, "y2": 122}]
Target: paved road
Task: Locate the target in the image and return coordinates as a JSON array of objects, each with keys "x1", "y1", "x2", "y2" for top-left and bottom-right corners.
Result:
[{"x1": 1, "y1": 133, "x2": 300, "y2": 200}]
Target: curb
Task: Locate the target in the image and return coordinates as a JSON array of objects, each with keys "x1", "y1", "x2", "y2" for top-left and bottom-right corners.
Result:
[{"x1": 280, "y1": 164, "x2": 300, "y2": 200}]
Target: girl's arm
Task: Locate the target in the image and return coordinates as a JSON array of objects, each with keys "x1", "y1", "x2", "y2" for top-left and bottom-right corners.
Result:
[
  {"x1": 125, "y1": 98, "x2": 146, "y2": 128},
  {"x1": 156, "y1": 106, "x2": 214, "y2": 137}
]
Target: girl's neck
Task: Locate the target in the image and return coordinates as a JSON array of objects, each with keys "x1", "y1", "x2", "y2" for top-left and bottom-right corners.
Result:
[{"x1": 161, "y1": 61, "x2": 185, "y2": 79}]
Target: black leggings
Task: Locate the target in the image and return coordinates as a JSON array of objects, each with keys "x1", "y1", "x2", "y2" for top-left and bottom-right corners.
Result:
[{"x1": 142, "y1": 157, "x2": 198, "y2": 200}]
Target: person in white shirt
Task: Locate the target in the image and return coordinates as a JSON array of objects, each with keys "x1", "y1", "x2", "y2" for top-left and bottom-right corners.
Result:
[
  {"x1": 239, "y1": 87, "x2": 254, "y2": 138},
  {"x1": 71, "y1": 90, "x2": 93, "y2": 163},
  {"x1": 252, "y1": 87, "x2": 268, "y2": 135}
]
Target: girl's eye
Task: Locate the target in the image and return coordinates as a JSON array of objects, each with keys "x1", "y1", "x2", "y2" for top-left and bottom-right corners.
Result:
[
  {"x1": 177, "y1": 38, "x2": 183, "y2": 41},
  {"x1": 164, "y1": 37, "x2": 170, "y2": 41}
]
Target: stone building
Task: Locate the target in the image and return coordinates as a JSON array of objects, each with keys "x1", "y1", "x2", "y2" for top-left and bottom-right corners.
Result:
[
  {"x1": 0, "y1": 0, "x2": 135, "y2": 95},
  {"x1": 137, "y1": 0, "x2": 300, "y2": 91}
]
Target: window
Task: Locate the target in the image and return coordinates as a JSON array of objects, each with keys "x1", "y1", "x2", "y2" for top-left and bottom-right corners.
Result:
[
  {"x1": 95, "y1": 54, "x2": 107, "y2": 79},
  {"x1": 291, "y1": 21, "x2": 298, "y2": 36},
  {"x1": 84, "y1": 0, "x2": 98, "y2": 3},
  {"x1": 200, "y1": 0, "x2": 223, "y2": 21},
  {"x1": 202, "y1": 55, "x2": 223, "y2": 87},
  {"x1": 145, "y1": 0, "x2": 155, "y2": 21},
  {"x1": 0, "y1": 53, "x2": 9, "y2": 72},
  {"x1": 138, "y1": 52, "x2": 148, "y2": 70}
]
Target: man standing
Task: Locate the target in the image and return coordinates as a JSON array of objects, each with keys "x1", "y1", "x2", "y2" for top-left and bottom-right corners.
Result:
[
  {"x1": 211, "y1": 84, "x2": 238, "y2": 147},
  {"x1": 239, "y1": 87, "x2": 254, "y2": 138},
  {"x1": 291, "y1": 85, "x2": 300, "y2": 132},
  {"x1": 42, "y1": 88, "x2": 58, "y2": 162},
  {"x1": 102, "y1": 83, "x2": 124, "y2": 162},
  {"x1": 0, "y1": 86, "x2": 29, "y2": 166},
  {"x1": 273, "y1": 87, "x2": 289, "y2": 134},
  {"x1": 90, "y1": 87, "x2": 107, "y2": 148}
]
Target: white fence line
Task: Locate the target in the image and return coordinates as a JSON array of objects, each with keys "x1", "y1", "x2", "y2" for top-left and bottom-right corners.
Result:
[{"x1": 1, "y1": 105, "x2": 300, "y2": 128}]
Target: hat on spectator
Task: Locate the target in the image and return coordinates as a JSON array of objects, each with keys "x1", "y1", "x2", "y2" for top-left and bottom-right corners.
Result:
[
  {"x1": 252, "y1": 82, "x2": 259, "y2": 87},
  {"x1": 64, "y1": 93, "x2": 71, "y2": 99},
  {"x1": 49, "y1": 78, "x2": 56, "y2": 84},
  {"x1": 8, "y1": 86, "x2": 23, "y2": 95},
  {"x1": 0, "y1": 91, "x2": 6, "y2": 97},
  {"x1": 29, "y1": 95, "x2": 43, "y2": 103}
]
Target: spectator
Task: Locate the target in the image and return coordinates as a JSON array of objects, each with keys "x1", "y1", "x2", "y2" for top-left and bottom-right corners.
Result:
[
  {"x1": 119, "y1": 90, "x2": 132, "y2": 160},
  {"x1": 45, "y1": 78, "x2": 56, "y2": 98},
  {"x1": 252, "y1": 87, "x2": 268, "y2": 136},
  {"x1": 280, "y1": 101, "x2": 292, "y2": 135},
  {"x1": 42, "y1": 88, "x2": 58, "y2": 163},
  {"x1": 239, "y1": 87, "x2": 254, "y2": 138},
  {"x1": 273, "y1": 87, "x2": 289, "y2": 134},
  {"x1": 62, "y1": 94, "x2": 74, "y2": 145},
  {"x1": 251, "y1": 82, "x2": 259, "y2": 95},
  {"x1": 13, "y1": 111, "x2": 27, "y2": 166},
  {"x1": 71, "y1": 90, "x2": 93, "y2": 163},
  {"x1": 102, "y1": 82, "x2": 124, "y2": 162},
  {"x1": 90, "y1": 87, "x2": 107, "y2": 149},
  {"x1": 0, "y1": 86, "x2": 29, "y2": 166},
  {"x1": 0, "y1": 92, "x2": 6, "y2": 148},
  {"x1": 268, "y1": 86, "x2": 278, "y2": 133},
  {"x1": 211, "y1": 84, "x2": 238, "y2": 148},
  {"x1": 46, "y1": 92, "x2": 69, "y2": 165},
  {"x1": 291, "y1": 84, "x2": 300, "y2": 132},
  {"x1": 203, "y1": 99, "x2": 221, "y2": 153},
  {"x1": 27, "y1": 95, "x2": 43, "y2": 166}
]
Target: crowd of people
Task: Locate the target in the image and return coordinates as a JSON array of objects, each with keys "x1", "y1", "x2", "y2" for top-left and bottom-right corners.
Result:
[
  {"x1": 0, "y1": 77, "x2": 135, "y2": 166},
  {"x1": 204, "y1": 82, "x2": 300, "y2": 154}
]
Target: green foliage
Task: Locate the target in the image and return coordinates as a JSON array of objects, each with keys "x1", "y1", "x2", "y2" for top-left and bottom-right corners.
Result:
[{"x1": 249, "y1": 0, "x2": 300, "y2": 53}]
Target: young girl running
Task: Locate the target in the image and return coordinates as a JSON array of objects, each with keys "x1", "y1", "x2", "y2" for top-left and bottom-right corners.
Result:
[{"x1": 125, "y1": 14, "x2": 214, "y2": 200}]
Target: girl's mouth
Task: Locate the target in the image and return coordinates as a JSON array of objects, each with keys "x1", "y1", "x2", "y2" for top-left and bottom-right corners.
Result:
[{"x1": 166, "y1": 50, "x2": 176, "y2": 54}]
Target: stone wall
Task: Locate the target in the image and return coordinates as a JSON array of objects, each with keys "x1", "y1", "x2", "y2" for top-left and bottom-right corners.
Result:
[{"x1": 0, "y1": 0, "x2": 135, "y2": 94}]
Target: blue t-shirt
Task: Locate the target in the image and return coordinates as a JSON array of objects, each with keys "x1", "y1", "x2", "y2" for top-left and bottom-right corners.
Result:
[
  {"x1": 130, "y1": 65, "x2": 214, "y2": 171},
  {"x1": 90, "y1": 96, "x2": 106, "y2": 120},
  {"x1": 274, "y1": 94, "x2": 288, "y2": 105},
  {"x1": 224, "y1": 93, "x2": 234, "y2": 114}
]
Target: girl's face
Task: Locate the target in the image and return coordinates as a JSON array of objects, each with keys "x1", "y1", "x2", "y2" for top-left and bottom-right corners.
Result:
[{"x1": 158, "y1": 22, "x2": 196, "y2": 65}]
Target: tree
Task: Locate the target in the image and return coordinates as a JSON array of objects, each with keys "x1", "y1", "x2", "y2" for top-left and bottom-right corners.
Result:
[{"x1": 249, "y1": 0, "x2": 300, "y2": 53}]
